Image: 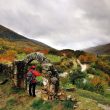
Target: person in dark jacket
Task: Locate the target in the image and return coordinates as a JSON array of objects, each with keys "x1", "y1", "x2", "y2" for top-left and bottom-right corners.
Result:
[{"x1": 27, "y1": 66, "x2": 41, "y2": 97}]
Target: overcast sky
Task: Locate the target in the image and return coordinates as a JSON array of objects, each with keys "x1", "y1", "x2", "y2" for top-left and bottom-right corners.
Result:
[{"x1": 0, "y1": 0, "x2": 110, "y2": 50}]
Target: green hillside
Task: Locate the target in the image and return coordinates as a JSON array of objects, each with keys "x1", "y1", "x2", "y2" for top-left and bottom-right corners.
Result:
[{"x1": 0, "y1": 25, "x2": 110, "y2": 110}]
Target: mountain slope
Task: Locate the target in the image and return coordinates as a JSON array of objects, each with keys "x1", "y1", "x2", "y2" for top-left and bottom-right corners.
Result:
[
  {"x1": 85, "y1": 43, "x2": 110, "y2": 54},
  {"x1": 0, "y1": 25, "x2": 28, "y2": 41},
  {"x1": 0, "y1": 25, "x2": 53, "y2": 50}
]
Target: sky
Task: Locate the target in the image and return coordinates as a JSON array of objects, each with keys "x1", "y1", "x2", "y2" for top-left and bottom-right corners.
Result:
[{"x1": 0, "y1": 0, "x2": 110, "y2": 50}]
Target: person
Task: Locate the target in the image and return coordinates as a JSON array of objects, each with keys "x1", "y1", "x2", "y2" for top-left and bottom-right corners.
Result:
[
  {"x1": 47, "y1": 65, "x2": 59, "y2": 100},
  {"x1": 26, "y1": 65, "x2": 41, "y2": 97}
]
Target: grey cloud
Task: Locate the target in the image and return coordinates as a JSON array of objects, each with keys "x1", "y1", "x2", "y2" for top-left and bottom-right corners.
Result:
[
  {"x1": 0, "y1": 0, "x2": 110, "y2": 50},
  {"x1": 75, "y1": 0, "x2": 110, "y2": 36}
]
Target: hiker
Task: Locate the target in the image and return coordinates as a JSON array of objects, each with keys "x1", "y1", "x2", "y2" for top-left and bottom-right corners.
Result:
[
  {"x1": 48, "y1": 65, "x2": 59, "y2": 99},
  {"x1": 26, "y1": 65, "x2": 41, "y2": 97}
]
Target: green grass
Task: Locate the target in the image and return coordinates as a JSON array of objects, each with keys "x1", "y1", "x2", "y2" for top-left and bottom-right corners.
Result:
[
  {"x1": 63, "y1": 83, "x2": 76, "y2": 90},
  {"x1": 0, "y1": 98, "x2": 17, "y2": 110},
  {"x1": 77, "y1": 89, "x2": 110, "y2": 105},
  {"x1": 9, "y1": 87, "x2": 25, "y2": 94},
  {"x1": 6, "y1": 98, "x2": 17, "y2": 106},
  {"x1": 46, "y1": 54, "x2": 62, "y2": 63},
  {"x1": 31, "y1": 99, "x2": 52, "y2": 110},
  {"x1": 16, "y1": 53, "x2": 27, "y2": 60},
  {"x1": 31, "y1": 99, "x2": 74, "y2": 110},
  {"x1": 104, "y1": 89, "x2": 110, "y2": 99}
]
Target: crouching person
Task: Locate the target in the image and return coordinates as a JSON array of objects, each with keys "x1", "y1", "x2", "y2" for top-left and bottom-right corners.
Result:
[
  {"x1": 26, "y1": 66, "x2": 41, "y2": 97},
  {"x1": 48, "y1": 65, "x2": 59, "y2": 100}
]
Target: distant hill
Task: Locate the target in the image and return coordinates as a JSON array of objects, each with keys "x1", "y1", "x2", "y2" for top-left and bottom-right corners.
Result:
[
  {"x1": 85, "y1": 43, "x2": 110, "y2": 54},
  {"x1": 0, "y1": 25, "x2": 28, "y2": 41},
  {"x1": 0, "y1": 25, "x2": 54, "y2": 52}
]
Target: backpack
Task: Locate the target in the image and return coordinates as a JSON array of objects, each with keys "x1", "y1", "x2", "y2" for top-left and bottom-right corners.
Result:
[
  {"x1": 26, "y1": 71, "x2": 32, "y2": 83},
  {"x1": 26, "y1": 71, "x2": 37, "y2": 83}
]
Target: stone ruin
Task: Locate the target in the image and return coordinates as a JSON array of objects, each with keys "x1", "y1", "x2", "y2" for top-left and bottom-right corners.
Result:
[
  {"x1": 0, "y1": 52, "x2": 61, "y2": 99},
  {"x1": 12, "y1": 52, "x2": 50, "y2": 88},
  {"x1": 0, "y1": 52, "x2": 78, "y2": 104}
]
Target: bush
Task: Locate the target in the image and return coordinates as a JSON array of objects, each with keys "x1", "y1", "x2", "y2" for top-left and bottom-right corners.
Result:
[
  {"x1": 95, "y1": 83, "x2": 105, "y2": 95},
  {"x1": 96, "y1": 60, "x2": 110, "y2": 75},
  {"x1": 62, "y1": 100, "x2": 74, "y2": 110},
  {"x1": 74, "y1": 79, "x2": 85, "y2": 88},
  {"x1": 75, "y1": 78, "x2": 105, "y2": 95},
  {"x1": 69, "y1": 69, "x2": 87, "y2": 84},
  {"x1": 87, "y1": 68, "x2": 101, "y2": 76},
  {"x1": 36, "y1": 64, "x2": 42, "y2": 73},
  {"x1": 74, "y1": 50, "x2": 85, "y2": 58},
  {"x1": 48, "y1": 49, "x2": 58, "y2": 55}
]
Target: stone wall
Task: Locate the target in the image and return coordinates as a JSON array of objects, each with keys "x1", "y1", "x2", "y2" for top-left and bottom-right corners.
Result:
[{"x1": 0, "y1": 63, "x2": 13, "y2": 78}]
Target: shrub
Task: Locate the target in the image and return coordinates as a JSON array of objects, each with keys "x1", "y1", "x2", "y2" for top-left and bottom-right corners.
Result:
[
  {"x1": 75, "y1": 78, "x2": 105, "y2": 95},
  {"x1": 48, "y1": 49, "x2": 58, "y2": 55},
  {"x1": 74, "y1": 79, "x2": 85, "y2": 88},
  {"x1": 96, "y1": 60, "x2": 110, "y2": 75},
  {"x1": 74, "y1": 78, "x2": 95, "y2": 92},
  {"x1": 69, "y1": 69, "x2": 87, "y2": 84},
  {"x1": 74, "y1": 50, "x2": 85, "y2": 58},
  {"x1": 62, "y1": 100, "x2": 74, "y2": 110},
  {"x1": 90, "y1": 76, "x2": 101, "y2": 86},
  {"x1": 87, "y1": 68, "x2": 101, "y2": 76},
  {"x1": 95, "y1": 83, "x2": 105, "y2": 95},
  {"x1": 36, "y1": 64, "x2": 42, "y2": 73}
]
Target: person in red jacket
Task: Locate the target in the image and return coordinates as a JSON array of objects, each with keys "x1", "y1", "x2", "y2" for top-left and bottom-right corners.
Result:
[{"x1": 27, "y1": 65, "x2": 41, "y2": 97}]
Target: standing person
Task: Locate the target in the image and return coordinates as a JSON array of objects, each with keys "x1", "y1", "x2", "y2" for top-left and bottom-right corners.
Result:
[{"x1": 26, "y1": 65, "x2": 41, "y2": 97}]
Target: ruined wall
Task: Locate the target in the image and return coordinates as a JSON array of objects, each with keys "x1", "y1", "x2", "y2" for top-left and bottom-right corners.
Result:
[{"x1": 0, "y1": 63, "x2": 13, "y2": 78}]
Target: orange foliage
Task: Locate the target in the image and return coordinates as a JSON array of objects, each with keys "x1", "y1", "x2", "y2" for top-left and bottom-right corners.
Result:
[
  {"x1": 36, "y1": 50, "x2": 49, "y2": 54},
  {"x1": 100, "y1": 72, "x2": 110, "y2": 81},
  {"x1": 79, "y1": 53, "x2": 97, "y2": 63},
  {"x1": 0, "y1": 50, "x2": 17, "y2": 62},
  {"x1": 23, "y1": 48, "x2": 36, "y2": 54},
  {"x1": 90, "y1": 76, "x2": 101, "y2": 86},
  {"x1": 99, "y1": 72, "x2": 110, "y2": 85},
  {"x1": 90, "y1": 76, "x2": 108, "y2": 86}
]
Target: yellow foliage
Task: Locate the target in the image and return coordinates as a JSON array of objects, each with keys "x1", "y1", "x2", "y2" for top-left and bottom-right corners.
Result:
[{"x1": 0, "y1": 50, "x2": 17, "y2": 62}]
